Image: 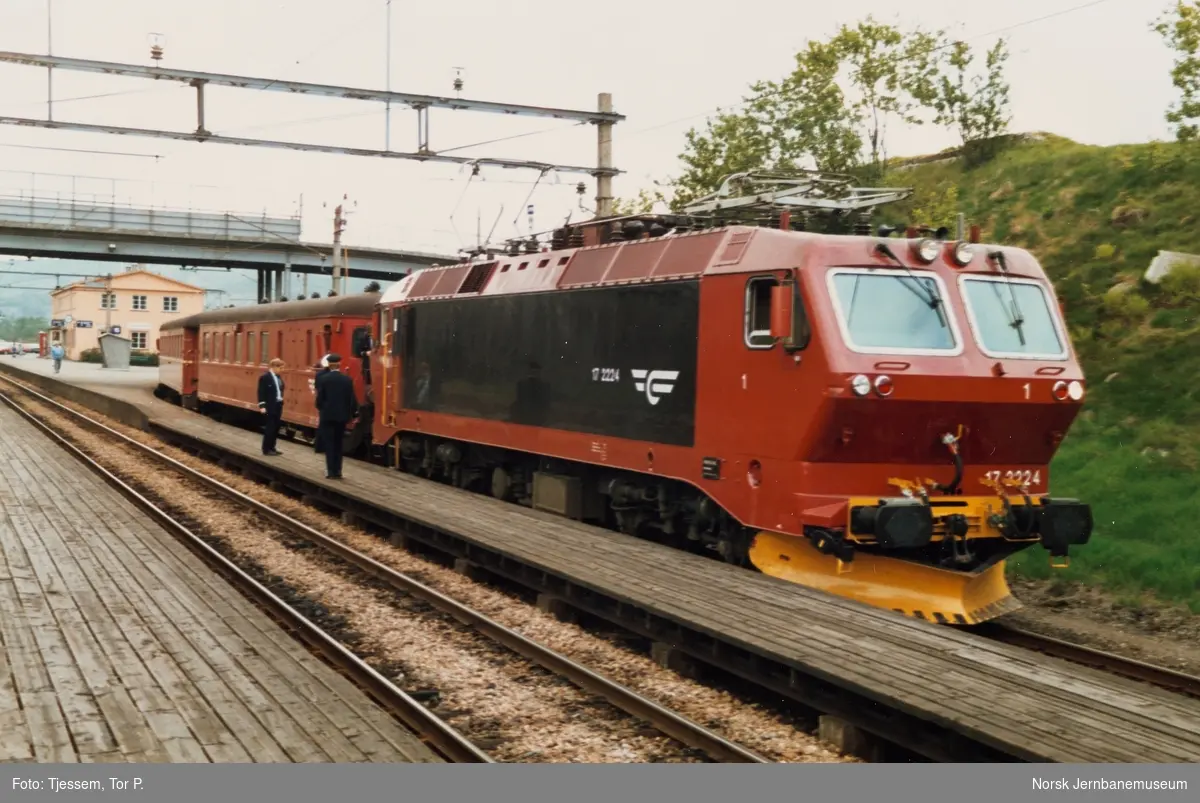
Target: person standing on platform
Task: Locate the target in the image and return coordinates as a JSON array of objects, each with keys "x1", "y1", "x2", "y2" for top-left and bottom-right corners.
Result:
[
  {"x1": 314, "y1": 353, "x2": 358, "y2": 479},
  {"x1": 257, "y1": 358, "x2": 286, "y2": 456},
  {"x1": 312, "y1": 354, "x2": 332, "y2": 454},
  {"x1": 50, "y1": 343, "x2": 64, "y2": 374}
]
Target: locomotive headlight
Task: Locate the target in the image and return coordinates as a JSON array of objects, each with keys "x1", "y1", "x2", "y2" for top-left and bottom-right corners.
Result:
[
  {"x1": 912, "y1": 238, "x2": 939, "y2": 263},
  {"x1": 874, "y1": 375, "x2": 894, "y2": 397},
  {"x1": 1052, "y1": 381, "x2": 1070, "y2": 401},
  {"x1": 851, "y1": 374, "x2": 871, "y2": 396},
  {"x1": 1067, "y1": 380, "x2": 1084, "y2": 401},
  {"x1": 951, "y1": 241, "x2": 974, "y2": 266}
]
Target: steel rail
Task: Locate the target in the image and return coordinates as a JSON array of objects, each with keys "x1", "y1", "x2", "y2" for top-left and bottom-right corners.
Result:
[
  {"x1": 979, "y1": 623, "x2": 1200, "y2": 699},
  {"x1": 0, "y1": 377, "x2": 769, "y2": 764},
  {"x1": 0, "y1": 389, "x2": 493, "y2": 764}
]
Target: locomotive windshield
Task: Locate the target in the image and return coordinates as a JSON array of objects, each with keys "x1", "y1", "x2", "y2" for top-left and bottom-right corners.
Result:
[
  {"x1": 959, "y1": 276, "x2": 1067, "y2": 359},
  {"x1": 827, "y1": 268, "x2": 958, "y2": 353}
]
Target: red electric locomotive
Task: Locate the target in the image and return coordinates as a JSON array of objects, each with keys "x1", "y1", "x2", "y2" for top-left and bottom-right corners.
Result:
[
  {"x1": 367, "y1": 173, "x2": 1094, "y2": 625},
  {"x1": 158, "y1": 293, "x2": 377, "y2": 447}
]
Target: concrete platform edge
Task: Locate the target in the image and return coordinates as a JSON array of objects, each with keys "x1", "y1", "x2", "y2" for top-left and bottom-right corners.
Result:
[{"x1": 0, "y1": 362, "x2": 150, "y2": 431}]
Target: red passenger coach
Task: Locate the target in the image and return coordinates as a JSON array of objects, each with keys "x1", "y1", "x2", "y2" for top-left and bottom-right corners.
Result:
[
  {"x1": 159, "y1": 293, "x2": 378, "y2": 446},
  {"x1": 157, "y1": 313, "x2": 202, "y2": 401},
  {"x1": 367, "y1": 172, "x2": 1095, "y2": 626}
]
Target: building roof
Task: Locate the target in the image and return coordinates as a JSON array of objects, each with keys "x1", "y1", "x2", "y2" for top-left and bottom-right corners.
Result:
[{"x1": 50, "y1": 268, "x2": 207, "y2": 296}]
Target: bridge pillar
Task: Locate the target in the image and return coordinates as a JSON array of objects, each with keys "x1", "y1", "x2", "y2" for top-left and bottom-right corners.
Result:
[{"x1": 256, "y1": 270, "x2": 264, "y2": 303}]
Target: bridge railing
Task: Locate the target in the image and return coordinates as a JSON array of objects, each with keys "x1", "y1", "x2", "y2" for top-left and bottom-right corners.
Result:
[{"x1": 0, "y1": 191, "x2": 302, "y2": 244}]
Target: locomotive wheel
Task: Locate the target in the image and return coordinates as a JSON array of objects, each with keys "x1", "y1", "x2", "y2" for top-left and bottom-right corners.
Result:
[
  {"x1": 491, "y1": 467, "x2": 512, "y2": 501},
  {"x1": 747, "y1": 531, "x2": 1022, "y2": 625}
]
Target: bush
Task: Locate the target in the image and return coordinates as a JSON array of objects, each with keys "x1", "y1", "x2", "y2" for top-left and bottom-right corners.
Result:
[
  {"x1": 1159, "y1": 263, "x2": 1200, "y2": 304},
  {"x1": 76, "y1": 348, "x2": 159, "y2": 366}
]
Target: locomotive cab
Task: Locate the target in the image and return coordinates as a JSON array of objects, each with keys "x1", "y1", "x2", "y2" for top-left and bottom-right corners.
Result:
[{"x1": 752, "y1": 235, "x2": 1093, "y2": 624}]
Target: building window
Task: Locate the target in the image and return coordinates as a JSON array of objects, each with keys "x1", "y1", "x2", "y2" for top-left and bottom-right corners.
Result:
[
  {"x1": 163, "y1": 296, "x2": 179, "y2": 313},
  {"x1": 131, "y1": 332, "x2": 148, "y2": 350},
  {"x1": 132, "y1": 295, "x2": 147, "y2": 311},
  {"x1": 100, "y1": 293, "x2": 116, "y2": 309}
]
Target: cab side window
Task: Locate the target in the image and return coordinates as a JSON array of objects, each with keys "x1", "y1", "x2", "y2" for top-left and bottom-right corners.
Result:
[{"x1": 744, "y1": 276, "x2": 778, "y2": 349}]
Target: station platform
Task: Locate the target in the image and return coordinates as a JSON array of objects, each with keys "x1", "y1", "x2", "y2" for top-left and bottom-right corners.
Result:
[
  {"x1": 4, "y1": 356, "x2": 1200, "y2": 763},
  {"x1": 0, "y1": 358, "x2": 180, "y2": 427},
  {"x1": 0, "y1": 402, "x2": 442, "y2": 764}
]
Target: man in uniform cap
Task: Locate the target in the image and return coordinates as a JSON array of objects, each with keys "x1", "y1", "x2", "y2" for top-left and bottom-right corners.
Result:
[
  {"x1": 312, "y1": 354, "x2": 333, "y2": 454},
  {"x1": 313, "y1": 353, "x2": 358, "y2": 479}
]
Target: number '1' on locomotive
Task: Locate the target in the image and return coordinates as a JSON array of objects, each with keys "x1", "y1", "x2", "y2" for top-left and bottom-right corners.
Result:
[{"x1": 369, "y1": 172, "x2": 1094, "y2": 625}]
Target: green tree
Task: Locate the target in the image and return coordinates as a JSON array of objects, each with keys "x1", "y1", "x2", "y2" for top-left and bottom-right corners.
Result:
[
  {"x1": 668, "y1": 110, "x2": 773, "y2": 211},
  {"x1": 824, "y1": 17, "x2": 944, "y2": 173},
  {"x1": 667, "y1": 17, "x2": 946, "y2": 207},
  {"x1": 0, "y1": 316, "x2": 46, "y2": 342},
  {"x1": 932, "y1": 38, "x2": 1012, "y2": 164},
  {"x1": 745, "y1": 38, "x2": 862, "y2": 176},
  {"x1": 1154, "y1": 1, "x2": 1200, "y2": 141},
  {"x1": 612, "y1": 188, "x2": 667, "y2": 216}
]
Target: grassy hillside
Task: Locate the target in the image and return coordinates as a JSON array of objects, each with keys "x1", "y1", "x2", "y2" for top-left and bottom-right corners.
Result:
[{"x1": 891, "y1": 134, "x2": 1200, "y2": 612}]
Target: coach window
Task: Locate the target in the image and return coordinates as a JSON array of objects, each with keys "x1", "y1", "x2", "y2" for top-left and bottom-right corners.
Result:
[
  {"x1": 276, "y1": 331, "x2": 284, "y2": 362},
  {"x1": 744, "y1": 276, "x2": 778, "y2": 348},
  {"x1": 222, "y1": 332, "x2": 229, "y2": 362},
  {"x1": 261, "y1": 332, "x2": 270, "y2": 364},
  {"x1": 202, "y1": 333, "x2": 210, "y2": 361}
]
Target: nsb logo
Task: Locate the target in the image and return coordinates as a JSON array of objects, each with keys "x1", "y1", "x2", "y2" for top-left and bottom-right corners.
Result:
[{"x1": 630, "y1": 369, "x2": 680, "y2": 406}]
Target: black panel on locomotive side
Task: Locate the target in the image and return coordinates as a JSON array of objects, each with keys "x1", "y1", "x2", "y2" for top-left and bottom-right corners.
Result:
[{"x1": 401, "y1": 280, "x2": 700, "y2": 446}]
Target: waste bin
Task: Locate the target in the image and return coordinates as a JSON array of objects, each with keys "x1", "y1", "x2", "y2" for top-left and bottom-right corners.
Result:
[{"x1": 98, "y1": 332, "x2": 132, "y2": 370}]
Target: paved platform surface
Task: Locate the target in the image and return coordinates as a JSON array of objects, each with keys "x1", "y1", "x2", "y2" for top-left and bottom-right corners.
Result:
[
  {"x1": 152, "y1": 411, "x2": 1200, "y2": 764},
  {"x1": 0, "y1": 358, "x2": 175, "y2": 419},
  {"x1": 0, "y1": 402, "x2": 442, "y2": 764}
]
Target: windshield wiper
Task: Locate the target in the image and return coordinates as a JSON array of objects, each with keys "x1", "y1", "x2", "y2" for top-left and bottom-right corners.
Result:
[
  {"x1": 987, "y1": 250, "x2": 1026, "y2": 346},
  {"x1": 874, "y1": 243, "x2": 948, "y2": 328}
]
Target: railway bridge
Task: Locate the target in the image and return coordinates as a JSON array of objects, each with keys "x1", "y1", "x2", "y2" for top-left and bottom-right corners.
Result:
[{"x1": 0, "y1": 190, "x2": 454, "y2": 300}]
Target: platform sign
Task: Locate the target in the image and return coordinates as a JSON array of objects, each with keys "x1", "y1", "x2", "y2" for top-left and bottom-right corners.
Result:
[
  {"x1": 75, "y1": 320, "x2": 93, "y2": 328},
  {"x1": 49, "y1": 318, "x2": 64, "y2": 328}
]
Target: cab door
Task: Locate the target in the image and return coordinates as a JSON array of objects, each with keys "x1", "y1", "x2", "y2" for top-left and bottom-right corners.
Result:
[{"x1": 380, "y1": 305, "x2": 408, "y2": 426}]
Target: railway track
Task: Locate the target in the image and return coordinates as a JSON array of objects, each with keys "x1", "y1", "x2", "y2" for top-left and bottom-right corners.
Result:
[
  {"x1": 0, "y1": 377, "x2": 770, "y2": 764},
  {"x1": 979, "y1": 623, "x2": 1200, "y2": 699},
  {"x1": 0, "y1": 387, "x2": 491, "y2": 765},
  {"x1": 7, "y1": 371, "x2": 1199, "y2": 763}
]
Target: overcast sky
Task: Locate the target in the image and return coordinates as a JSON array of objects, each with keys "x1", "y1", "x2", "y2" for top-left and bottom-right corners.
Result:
[{"x1": 0, "y1": 0, "x2": 1180, "y2": 261}]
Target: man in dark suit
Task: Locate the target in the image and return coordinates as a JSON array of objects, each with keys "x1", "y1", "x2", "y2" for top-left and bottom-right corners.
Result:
[
  {"x1": 257, "y1": 358, "x2": 286, "y2": 456},
  {"x1": 314, "y1": 353, "x2": 358, "y2": 479},
  {"x1": 312, "y1": 354, "x2": 332, "y2": 454}
]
